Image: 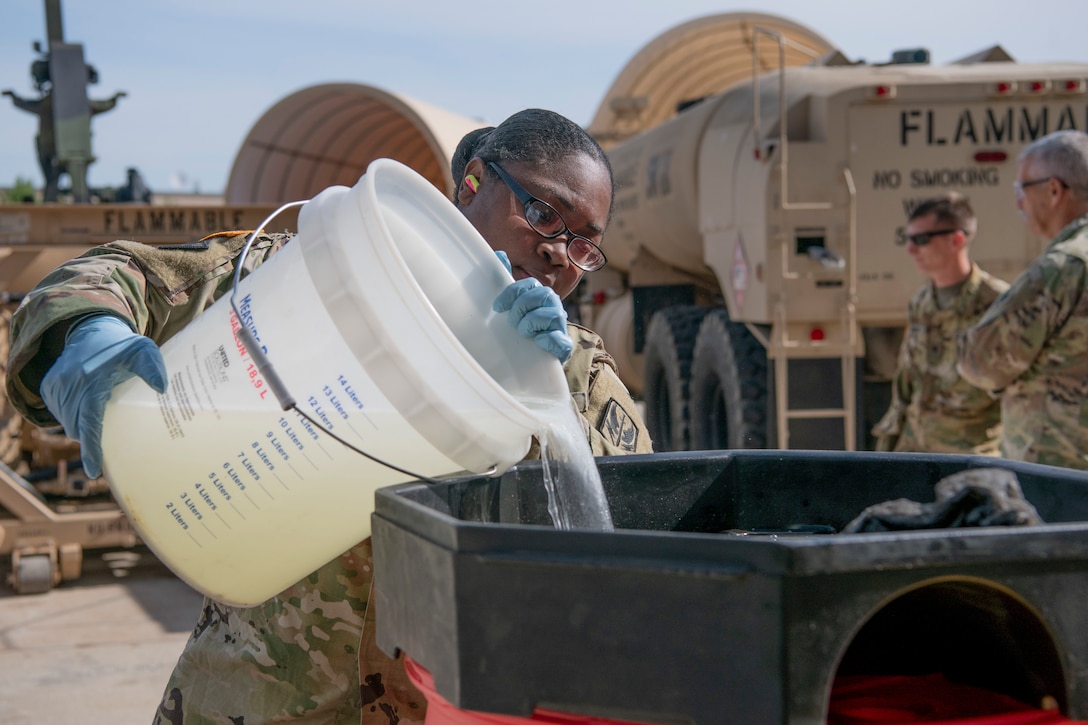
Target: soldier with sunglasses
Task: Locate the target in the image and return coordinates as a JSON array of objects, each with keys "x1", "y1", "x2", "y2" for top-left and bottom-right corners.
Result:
[
  {"x1": 959, "y1": 130, "x2": 1088, "y2": 470},
  {"x1": 872, "y1": 192, "x2": 1008, "y2": 453}
]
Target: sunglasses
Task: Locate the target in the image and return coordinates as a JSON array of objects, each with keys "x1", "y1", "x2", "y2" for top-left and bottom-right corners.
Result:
[
  {"x1": 487, "y1": 161, "x2": 608, "y2": 272},
  {"x1": 1013, "y1": 176, "x2": 1069, "y2": 197},
  {"x1": 894, "y1": 228, "x2": 962, "y2": 247}
]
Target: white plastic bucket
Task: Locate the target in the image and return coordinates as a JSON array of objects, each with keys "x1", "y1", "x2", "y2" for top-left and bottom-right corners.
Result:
[{"x1": 100, "y1": 159, "x2": 569, "y2": 606}]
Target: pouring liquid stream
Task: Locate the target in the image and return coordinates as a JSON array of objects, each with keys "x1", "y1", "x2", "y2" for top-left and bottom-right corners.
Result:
[{"x1": 526, "y1": 397, "x2": 614, "y2": 531}]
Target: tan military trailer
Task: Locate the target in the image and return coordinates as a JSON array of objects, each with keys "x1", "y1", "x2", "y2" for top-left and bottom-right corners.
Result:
[{"x1": 579, "y1": 17, "x2": 1088, "y2": 453}]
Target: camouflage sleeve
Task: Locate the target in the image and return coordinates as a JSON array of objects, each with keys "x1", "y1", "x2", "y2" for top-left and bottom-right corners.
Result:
[
  {"x1": 7, "y1": 249, "x2": 156, "y2": 426},
  {"x1": 585, "y1": 364, "x2": 654, "y2": 455},
  {"x1": 958, "y1": 253, "x2": 1086, "y2": 392},
  {"x1": 6, "y1": 232, "x2": 285, "y2": 427},
  {"x1": 871, "y1": 322, "x2": 911, "y2": 451},
  {"x1": 871, "y1": 400, "x2": 905, "y2": 452},
  {"x1": 564, "y1": 324, "x2": 653, "y2": 456}
]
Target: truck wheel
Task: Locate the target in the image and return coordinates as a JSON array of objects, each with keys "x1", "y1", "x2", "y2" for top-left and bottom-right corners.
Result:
[
  {"x1": 13, "y1": 554, "x2": 55, "y2": 595},
  {"x1": 642, "y1": 306, "x2": 708, "y2": 452},
  {"x1": 690, "y1": 309, "x2": 768, "y2": 449}
]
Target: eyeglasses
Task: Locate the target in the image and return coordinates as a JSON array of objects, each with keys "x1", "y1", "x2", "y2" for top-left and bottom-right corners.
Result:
[
  {"x1": 487, "y1": 161, "x2": 608, "y2": 272},
  {"x1": 1013, "y1": 176, "x2": 1069, "y2": 197},
  {"x1": 895, "y1": 228, "x2": 963, "y2": 246}
]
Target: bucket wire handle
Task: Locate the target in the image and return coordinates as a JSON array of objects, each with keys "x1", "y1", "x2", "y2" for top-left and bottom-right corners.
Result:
[{"x1": 227, "y1": 203, "x2": 496, "y2": 485}]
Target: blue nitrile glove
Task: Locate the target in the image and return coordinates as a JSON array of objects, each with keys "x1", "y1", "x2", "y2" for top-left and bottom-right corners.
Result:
[
  {"x1": 493, "y1": 268, "x2": 573, "y2": 365},
  {"x1": 41, "y1": 314, "x2": 168, "y2": 478}
]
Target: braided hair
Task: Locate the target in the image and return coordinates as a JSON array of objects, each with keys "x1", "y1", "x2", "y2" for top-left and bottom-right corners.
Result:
[{"x1": 451, "y1": 109, "x2": 614, "y2": 217}]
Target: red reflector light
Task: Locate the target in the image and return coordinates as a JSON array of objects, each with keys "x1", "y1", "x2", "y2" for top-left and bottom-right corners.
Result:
[
  {"x1": 873, "y1": 85, "x2": 893, "y2": 98},
  {"x1": 592, "y1": 289, "x2": 607, "y2": 305},
  {"x1": 1030, "y1": 80, "x2": 1047, "y2": 92},
  {"x1": 995, "y1": 81, "x2": 1014, "y2": 94},
  {"x1": 1063, "y1": 79, "x2": 1085, "y2": 92},
  {"x1": 974, "y1": 150, "x2": 1008, "y2": 163},
  {"x1": 810, "y1": 327, "x2": 825, "y2": 342}
]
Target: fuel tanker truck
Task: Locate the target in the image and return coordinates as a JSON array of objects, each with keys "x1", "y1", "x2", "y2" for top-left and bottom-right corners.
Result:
[{"x1": 582, "y1": 22, "x2": 1088, "y2": 453}]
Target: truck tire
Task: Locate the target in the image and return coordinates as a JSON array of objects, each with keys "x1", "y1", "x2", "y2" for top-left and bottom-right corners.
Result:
[
  {"x1": 642, "y1": 306, "x2": 708, "y2": 452},
  {"x1": 690, "y1": 309, "x2": 768, "y2": 449}
]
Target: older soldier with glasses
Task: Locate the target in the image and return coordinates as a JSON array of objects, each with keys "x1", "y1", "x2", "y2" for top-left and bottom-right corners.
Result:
[
  {"x1": 872, "y1": 192, "x2": 1008, "y2": 453},
  {"x1": 959, "y1": 129, "x2": 1088, "y2": 470}
]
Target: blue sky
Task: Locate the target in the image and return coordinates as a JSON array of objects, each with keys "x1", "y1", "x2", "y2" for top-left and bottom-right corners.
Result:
[{"x1": 2, "y1": 0, "x2": 1084, "y2": 194}]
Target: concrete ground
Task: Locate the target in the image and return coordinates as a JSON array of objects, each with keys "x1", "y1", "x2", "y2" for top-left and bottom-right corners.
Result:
[{"x1": 0, "y1": 545, "x2": 204, "y2": 725}]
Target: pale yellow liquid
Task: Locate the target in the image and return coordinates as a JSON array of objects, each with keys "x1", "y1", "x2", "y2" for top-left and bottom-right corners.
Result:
[
  {"x1": 102, "y1": 396, "x2": 504, "y2": 605},
  {"x1": 104, "y1": 392, "x2": 611, "y2": 604}
]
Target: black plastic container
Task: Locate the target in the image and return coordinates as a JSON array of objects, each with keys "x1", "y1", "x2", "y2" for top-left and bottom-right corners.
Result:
[{"x1": 371, "y1": 450, "x2": 1088, "y2": 724}]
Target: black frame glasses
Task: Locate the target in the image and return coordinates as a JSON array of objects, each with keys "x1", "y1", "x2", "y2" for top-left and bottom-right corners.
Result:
[
  {"x1": 895, "y1": 228, "x2": 963, "y2": 247},
  {"x1": 486, "y1": 161, "x2": 608, "y2": 272},
  {"x1": 1013, "y1": 176, "x2": 1069, "y2": 197}
]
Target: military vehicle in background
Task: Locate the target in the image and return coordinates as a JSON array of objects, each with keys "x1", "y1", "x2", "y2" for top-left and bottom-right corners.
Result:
[{"x1": 577, "y1": 19, "x2": 1088, "y2": 453}]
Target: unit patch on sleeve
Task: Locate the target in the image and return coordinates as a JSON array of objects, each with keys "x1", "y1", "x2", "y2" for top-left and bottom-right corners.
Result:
[{"x1": 600, "y1": 398, "x2": 639, "y2": 452}]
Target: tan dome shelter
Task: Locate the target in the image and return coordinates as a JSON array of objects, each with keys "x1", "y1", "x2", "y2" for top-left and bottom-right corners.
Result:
[
  {"x1": 225, "y1": 83, "x2": 486, "y2": 204},
  {"x1": 587, "y1": 12, "x2": 836, "y2": 147}
]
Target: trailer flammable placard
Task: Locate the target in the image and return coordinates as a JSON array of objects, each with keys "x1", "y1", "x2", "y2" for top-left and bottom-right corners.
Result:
[
  {"x1": 0, "y1": 203, "x2": 296, "y2": 295},
  {"x1": 0, "y1": 203, "x2": 293, "y2": 247},
  {"x1": 849, "y1": 97, "x2": 1086, "y2": 315}
]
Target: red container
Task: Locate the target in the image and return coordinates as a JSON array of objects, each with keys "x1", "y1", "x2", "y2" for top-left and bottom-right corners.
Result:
[
  {"x1": 404, "y1": 656, "x2": 651, "y2": 725},
  {"x1": 829, "y1": 674, "x2": 1076, "y2": 724}
]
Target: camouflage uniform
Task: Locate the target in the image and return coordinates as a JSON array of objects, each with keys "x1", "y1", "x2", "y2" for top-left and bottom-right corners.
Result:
[
  {"x1": 959, "y1": 214, "x2": 1088, "y2": 470},
  {"x1": 6, "y1": 232, "x2": 652, "y2": 725},
  {"x1": 872, "y1": 263, "x2": 1007, "y2": 454}
]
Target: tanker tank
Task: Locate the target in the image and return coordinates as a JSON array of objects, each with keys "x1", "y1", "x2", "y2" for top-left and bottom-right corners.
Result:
[{"x1": 582, "y1": 16, "x2": 1088, "y2": 455}]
